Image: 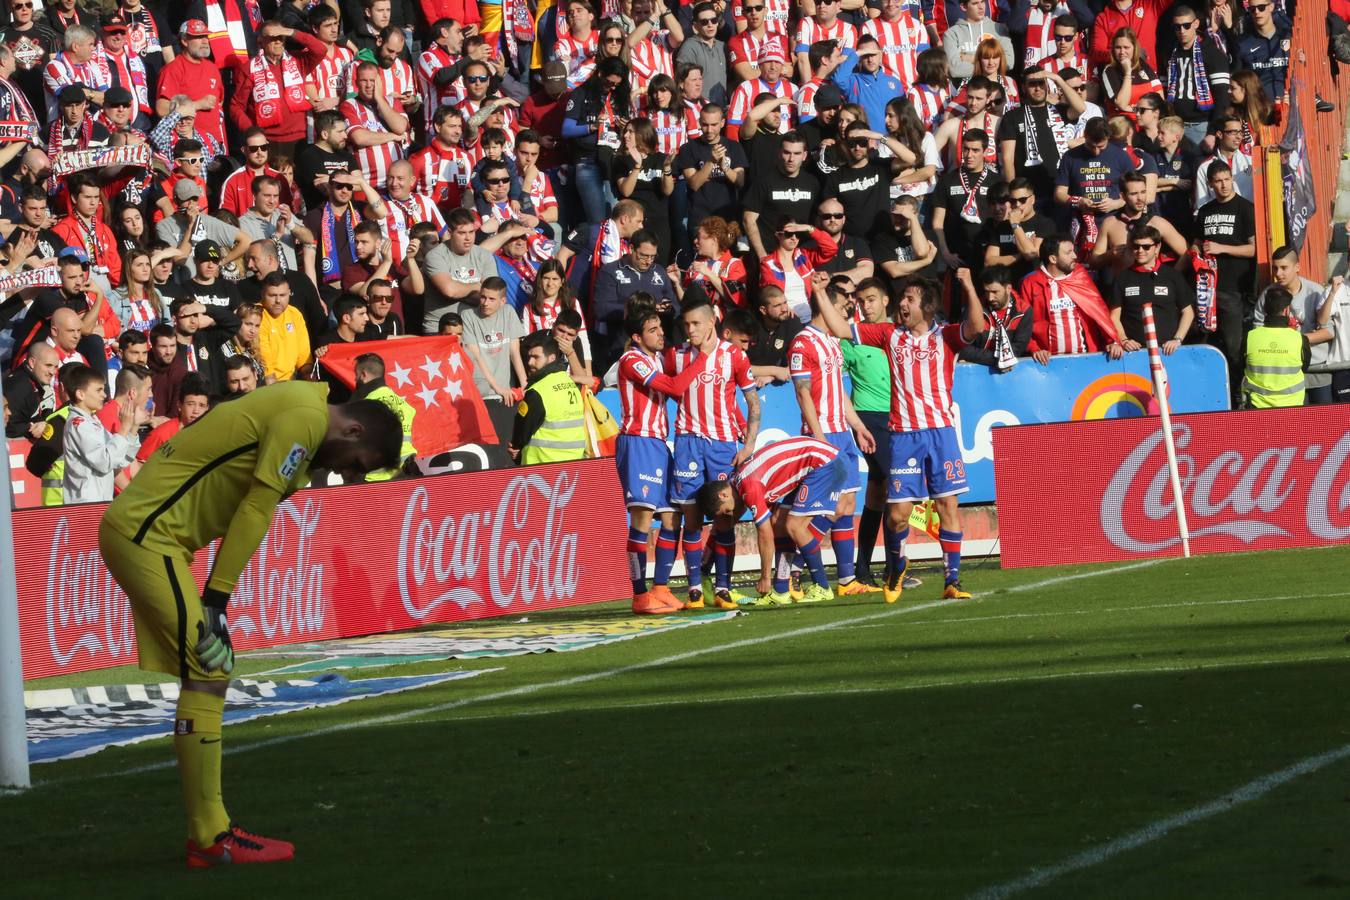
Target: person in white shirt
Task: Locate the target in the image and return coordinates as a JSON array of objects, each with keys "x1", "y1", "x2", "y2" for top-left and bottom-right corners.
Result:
[{"x1": 61, "y1": 362, "x2": 148, "y2": 503}]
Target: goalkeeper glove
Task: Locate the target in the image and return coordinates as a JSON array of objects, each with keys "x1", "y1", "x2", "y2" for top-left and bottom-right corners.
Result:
[{"x1": 194, "y1": 588, "x2": 235, "y2": 675}]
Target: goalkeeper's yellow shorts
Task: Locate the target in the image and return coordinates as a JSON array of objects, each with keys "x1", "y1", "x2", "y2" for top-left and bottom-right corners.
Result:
[{"x1": 99, "y1": 519, "x2": 228, "y2": 683}]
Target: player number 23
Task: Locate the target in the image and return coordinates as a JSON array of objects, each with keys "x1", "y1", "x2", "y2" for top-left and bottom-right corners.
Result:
[{"x1": 944, "y1": 460, "x2": 966, "y2": 480}]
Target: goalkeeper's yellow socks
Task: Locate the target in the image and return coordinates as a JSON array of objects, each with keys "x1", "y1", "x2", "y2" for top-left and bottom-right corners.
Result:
[{"x1": 174, "y1": 688, "x2": 231, "y2": 847}]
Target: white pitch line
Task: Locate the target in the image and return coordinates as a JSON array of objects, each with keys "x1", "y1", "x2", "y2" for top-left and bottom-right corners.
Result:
[
  {"x1": 405, "y1": 652, "x2": 1347, "y2": 728},
  {"x1": 967, "y1": 739, "x2": 1350, "y2": 900},
  {"x1": 27, "y1": 558, "x2": 1166, "y2": 790}
]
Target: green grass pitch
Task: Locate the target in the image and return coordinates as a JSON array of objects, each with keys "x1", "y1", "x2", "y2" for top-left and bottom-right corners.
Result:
[{"x1": 3, "y1": 544, "x2": 1349, "y2": 898}]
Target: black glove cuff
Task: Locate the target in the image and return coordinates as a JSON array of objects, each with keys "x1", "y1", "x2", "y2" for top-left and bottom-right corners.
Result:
[{"x1": 202, "y1": 587, "x2": 231, "y2": 610}]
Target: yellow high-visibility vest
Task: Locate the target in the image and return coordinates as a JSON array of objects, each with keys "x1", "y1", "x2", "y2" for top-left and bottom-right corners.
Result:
[
  {"x1": 1243, "y1": 326, "x2": 1305, "y2": 409},
  {"x1": 521, "y1": 370, "x2": 587, "y2": 466}
]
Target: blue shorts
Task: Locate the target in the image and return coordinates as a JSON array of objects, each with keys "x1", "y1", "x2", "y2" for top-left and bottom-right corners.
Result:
[
  {"x1": 887, "y1": 426, "x2": 969, "y2": 503},
  {"x1": 823, "y1": 430, "x2": 862, "y2": 494},
  {"x1": 615, "y1": 434, "x2": 673, "y2": 511},
  {"x1": 671, "y1": 434, "x2": 738, "y2": 505},
  {"x1": 788, "y1": 457, "x2": 847, "y2": 517}
]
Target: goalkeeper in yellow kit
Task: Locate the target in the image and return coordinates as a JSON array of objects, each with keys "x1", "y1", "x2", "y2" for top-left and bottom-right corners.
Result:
[{"x1": 100, "y1": 381, "x2": 402, "y2": 868}]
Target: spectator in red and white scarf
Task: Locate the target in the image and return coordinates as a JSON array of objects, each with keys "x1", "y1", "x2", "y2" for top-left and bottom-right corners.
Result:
[{"x1": 228, "y1": 22, "x2": 327, "y2": 159}]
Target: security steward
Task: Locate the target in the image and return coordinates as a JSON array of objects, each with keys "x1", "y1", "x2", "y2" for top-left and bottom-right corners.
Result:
[
  {"x1": 1244, "y1": 286, "x2": 1309, "y2": 409},
  {"x1": 351, "y1": 352, "x2": 417, "y2": 480},
  {"x1": 511, "y1": 332, "x2": 587, "y2": 465}
]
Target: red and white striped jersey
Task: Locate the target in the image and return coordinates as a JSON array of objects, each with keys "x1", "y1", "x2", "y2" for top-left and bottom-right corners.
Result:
[
  {"x1": 795, "y1": 18, "x2": 856, "y2": 55},
  {"x1": 1045, "y1": 282, "x2": 1088, "y2": 355},
  {"x1": 789, "y1": 325, "x2": 848, "y2": 434},
  {"x1": 795, "y1": 79, "x2": 823, "y2": 120},
  {"x1": 727, "y1": 77, "x2": 793, "y2": 129},
  {"x1": 416, "y1": 44, "x2": 464, "y2": 130},
  {"x1": 341, "y1": 97, "x2": 405, "y2": 191},
  {"x1": 733, "y1": 436, "x2": 840, "y2": 524},
  {"x1": 554, "y1": 31, "x2": 598, "y2": 88},
  {"x1": 727, "y1": 30, "x2": 790, "y2": 72},
  {"x1": 409, "y1": 140, "x2": 473, "y2": 209},
  {"x1": 617, "y1": 348, "x2": 673, "y2": 439},
  {"x1": 647, "y1": 108, "x2": 689, "y2": 156},
  {"x1": 682, "y1": 97, "x2": 705, "y2": 139},
  {"x1": 381, "y1": 192, "x2": 446, "y2": 262},
  {"x1": 629, "y1": 30, "x2": 674, "y2": 95},
  {"x1": 521, "y1": 168, "x2": 558, "y2": 217},
  {"x1": 306, "y1": 46, "x2": 354, "y2": 105},
  {"x1": 863, "y1": 13, "x2": 929, "y2": 87},
  {"x1": 43, "y1": 53, "x2": 111, "y2": 116},
  {"x1": 663, "y1": 340, "x2": 755, "y2": 441},
  {"x1": 855, "y1": 322, "x2": 967, "y2": 432},
  {"x1": 1035, "y1": 51, "x2": 1097, "y2": 88},
  {"x1": 456, "y1": 96, "x2": 518, "y2": 135},
  {"x1": 909, "y1": 83, "x2": 949, "y2": 130},
  {"x1": 523, "y1": 299, "x2": 588, "y2": 336},
  {"x1": 346, "y1": 58, "x2": 415, "y2": 104},
  {"x1": 732, "y1": 0, "x2": 792, "y2": 35}
]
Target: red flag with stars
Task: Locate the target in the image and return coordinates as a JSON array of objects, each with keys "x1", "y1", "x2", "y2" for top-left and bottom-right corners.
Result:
[{"x1": 317, "y1": 335, "x2": 497, "y2": 455}]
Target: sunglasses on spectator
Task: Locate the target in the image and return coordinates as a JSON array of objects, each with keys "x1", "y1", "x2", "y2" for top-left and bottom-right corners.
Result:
[
  {"x1": 370, "y1": 293, "x2": 393, "y2": 301},
  {"x1": 776, "y1": 229, "x2": 799, "y2": 237},
  {"x1": 331, "y1": 181, "x2": 356, "y2": 190},
  {"x1": 465, "y1": 74, "x2": 490, "y2": 83},
  {"x1": 696, "y1": 16, "x2": 718, "y2": 23},
  {"x1": 262, "y1": 34, "x2": 286, "y2": 42},
  {"x1": 1053, "y1": 33, "x2": 1075, "y2": 42},
  {"x1": 247, "y1": 143, "x2": 271, "y2": 152},
  {"x1": 1131, "y1": 242, "x2": 1157, "y2": 251},
  {"x1": 10, "y1": 1, "x2": 32, "y2": 8},
  {"x1": 1173, "y1": 20, "x2": 1197, "y2": 30},
  {"x1": 107, "y1": 100, "x2": 132, "y2": 108},
  {"x1": 742, "y1": 4, "x2": 764, "y2": 10},
  {"x1": 1249, "y1": 2, "x2": 1271, "y2": 10},
  {"x1": 1011, "y1": 195, "x2": 1032, "y2": 205},
  {"x1": 603, "y1": 36, "x2": 624, "y2": 43},
  {"x1": 819, "y1": 212, "x2": 845, "y2": 219},
  {"x1": 486, "y1": 177, "x2": 511, "y2": 185},
  {"x1": 177, "y1": 156, "x2": 202, "y2": 165}
]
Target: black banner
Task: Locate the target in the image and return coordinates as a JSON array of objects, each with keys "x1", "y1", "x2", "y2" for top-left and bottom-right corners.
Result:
[{"x1": 1279, "y1": 85, "x2": 1315, "y2": 252}]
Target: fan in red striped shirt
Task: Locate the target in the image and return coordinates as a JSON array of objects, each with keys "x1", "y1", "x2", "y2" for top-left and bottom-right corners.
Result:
[
  {"x1": 416, "y1": 21, "x2": 466, "y2": 132},
  {"x1": 409, "y1": 107, "x2": 474, "y2": 211},
  {"x1": 342, "y1": 62, "x2": 409, "y2": 191},
  {"x1": 379, "y1": 160, "x2": 447, "y2": 264},
  {"x1": 816, "y1": 273, "x2": 987, "y2": 604},
  {"x1": 862, "y1": 5, "x2": 929, "y2": 89},
  {"x1": 303, "y1": 8, "x2": 354, "y2": 139}
]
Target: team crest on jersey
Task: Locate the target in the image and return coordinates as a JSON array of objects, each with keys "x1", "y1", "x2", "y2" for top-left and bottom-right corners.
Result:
[
  {"x1": 279, "y1": 443, "x2": 308, "y2": 479},
  {"x1": 198, "y1": 346, "x2": 209, "y2": 360}
]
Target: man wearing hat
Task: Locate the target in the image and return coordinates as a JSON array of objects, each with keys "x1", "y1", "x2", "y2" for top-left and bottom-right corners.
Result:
[
  {"x1": 47, "y1": 83, "x2": 110, "y2": 153},
  {"x1": 98, "y1": 14, "x2": 151, "y2": 129},
  {"x1": 156, "y1": 178, "x2": 253, "y2": 266},
  {"x1": 185, "y1": 239, "x2": 242, "y2": 310},
  {"x1": 798, "y1": 80, "x2": 843, "y2": 149},
  {"x1": 155, "y1": 20, "x2": 225, "y2": 149},
  {"x1": 831, "y1": 34, "x2": 905, "y2": 132},
  {"x1": 97, "y1": 85, "x2": 138, "y2": 133},
  {"x1": 726, "y1": 42, "x2": 792, "y2": 140}
]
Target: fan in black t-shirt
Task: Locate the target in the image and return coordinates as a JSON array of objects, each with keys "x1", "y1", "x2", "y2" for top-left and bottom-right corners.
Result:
[{"x1": 1110, "y1": 226, "x2": 1195, "y2": 351}]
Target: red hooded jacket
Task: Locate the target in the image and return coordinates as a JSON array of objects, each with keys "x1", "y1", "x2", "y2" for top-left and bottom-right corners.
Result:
[{"x1": 1019, "y1": 265, "x2": 1119, "y2": 354}]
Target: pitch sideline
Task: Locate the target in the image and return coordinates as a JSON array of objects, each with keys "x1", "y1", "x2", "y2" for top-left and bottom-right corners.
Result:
[
  {"x1": 967, "y1": 739, "x2": 1350, "y2": 899},
  {"x1": 32, "y1": 558, "x2": 1167, "y2": 788}
]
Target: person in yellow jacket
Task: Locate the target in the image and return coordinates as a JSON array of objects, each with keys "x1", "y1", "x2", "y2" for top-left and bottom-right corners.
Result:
[
  {"x1": 510, "y1": 331, "x2": 587, "y2": 465},
  {"x1": 1244, "y1": 286, "x2": 1310, "y2": 409},
  {"x1": 352, "y1": 352, "x2": 417, "y2": 480},
  {"x1": 257, "y1": 272, "x2": 311, "y2": 383}
]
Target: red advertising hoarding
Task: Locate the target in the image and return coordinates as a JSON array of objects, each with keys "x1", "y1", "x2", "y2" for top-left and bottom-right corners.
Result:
[
  {"x1": 22, "y1": 459, "x2": 630, "y2": 680},
  {"x1": 993, "y1": 406, "x2": 1350, "y2": 568}
]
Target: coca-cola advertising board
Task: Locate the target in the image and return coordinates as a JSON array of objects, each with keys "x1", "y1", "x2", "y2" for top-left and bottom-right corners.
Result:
[
  {"x1": 21, "y1": 459, "x2": 629, "y2": 680},
  {"x1": 993, "y1": 407, "x2": 1350, "y2": 568}
]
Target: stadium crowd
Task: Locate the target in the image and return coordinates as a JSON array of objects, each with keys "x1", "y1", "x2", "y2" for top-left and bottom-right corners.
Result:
[{"x1": 0, "y1": 0, "x2": 1345, "y2": 552}]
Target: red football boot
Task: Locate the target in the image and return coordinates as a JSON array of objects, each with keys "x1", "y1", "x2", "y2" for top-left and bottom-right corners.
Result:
[{"x1": 187, "y1": 826, "x2": 295, "y2": 868}]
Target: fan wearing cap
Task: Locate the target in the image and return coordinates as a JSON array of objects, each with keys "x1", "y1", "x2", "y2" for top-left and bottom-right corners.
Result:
[
  {"x1": 726, "y1": 0, "x2": 788, "y2": 83},
  {"x1": 98, "y1": 14, "x2": 151, "y2": 128},
  {"x1": 46, "y1": 83, "x2": 111, "y2": 155},
  {"x1": 154, "y1": 20, "x2": 225, "y2": 148},
  {"x1": 518, "y1": 60, "x2": 570, "y2": 171},
  {"x1": 42, "y1": 23, "x2": 111, "y2": 121},
  {"x1": 156, "y1": 178, "x2": 253, "y2": 268},
  {"x1": 726, "y1": 42, "x2": 792, "y2": 141},
  {"x1": 228, "y1": 22, "x2": 326, "y2": 159},
  {"x1": 185, "y1": 239, "x2": 243, "y2": 311},
  {"x1": 159, "y1": 138, "x2": 211, "y2": 221},
  {"x1": 830, "y1": 34, "x2": 905, "y2": 133}
]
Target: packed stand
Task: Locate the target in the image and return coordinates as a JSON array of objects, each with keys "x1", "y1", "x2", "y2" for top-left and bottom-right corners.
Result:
[{"x1": 0, "y1": 0, "x2": 1345, "y2": 509}]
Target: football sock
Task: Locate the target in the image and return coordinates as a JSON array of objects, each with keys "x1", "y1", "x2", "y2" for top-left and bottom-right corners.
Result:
[
  {"x1": 856, "y1": 504, "x2": 883, "y2": 575},
  {"x1": 884, "y1": 524, "x2": 909, "y2": 583},
  {"x1": 831, "y1": 514, "x2": 857, "y2": 583},
  {"x1": 627, "y1": 526, "x2": 648, "y2": 595},
  {"x1": 939, "y1": 528, "x2": 963, "y2": 585},
  {"x1": 773, "y1": 538, "x2": 794, "y2": 593},
  {"x1": 174, "y1": 688, "x2": 230, "y2": 847},
  {"x1": 713, "y1": 529, "x2": 735, "y2": 590},
  {"x1": 682, "y1": 527, "x2": 705, "y2": 593},
  {"x1": 798, "y1": 522, "x2": 829, "y2": 588},
  {"x1": 653, "y1": 528, "x2": 679, "y2": 586}
]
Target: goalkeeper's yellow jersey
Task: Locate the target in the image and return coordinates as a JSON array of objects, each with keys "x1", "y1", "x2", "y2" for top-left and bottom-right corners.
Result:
[{"x1": 104, "y1": 381, "x2": 331, "y2": 558}]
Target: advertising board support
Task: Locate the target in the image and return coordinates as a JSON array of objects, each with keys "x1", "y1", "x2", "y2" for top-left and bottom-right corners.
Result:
[{"x1": 1141, "y1": 303, "x2": 1191, "y2": 558}]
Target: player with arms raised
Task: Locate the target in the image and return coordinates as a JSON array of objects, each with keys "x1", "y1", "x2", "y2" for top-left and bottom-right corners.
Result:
[
  {"x1": 788, "y1": 283, "x2": 878, "y2": 599},
  {"x1": 666, "y1": 297, "x2": 761, "y2": 609},
  {"x1": 697, "y1": 435, "x2": 846, "y2": 603},
  {"x1": 99, "y1": 382, "x2": 402, "y2": 866},
  {"x1": 616, "y1": 306, "x2": 705, "y2": 614},
  {"x1": 816, "y1": 269, "x2": 984, "y2": 603}
]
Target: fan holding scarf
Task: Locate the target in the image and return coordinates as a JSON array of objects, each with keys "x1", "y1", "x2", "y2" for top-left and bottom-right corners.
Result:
[{"x1": 227, "y1": 22, "x2": 328, "y2": 158}]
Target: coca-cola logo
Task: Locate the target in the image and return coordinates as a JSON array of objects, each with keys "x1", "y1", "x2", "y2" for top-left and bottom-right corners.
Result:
[
  {"x1": 224, "y1": 498, "x2": 327, "y2": 640},
  {"x1": 1101, "y1": 425, "x2": 1350, "y2": 552},
  {"x1": 398, "y1": 471, "x2": 581, "y2": 619},
  {"x1": 46, "y1": 518, "x2": 135, "y2": 666}
]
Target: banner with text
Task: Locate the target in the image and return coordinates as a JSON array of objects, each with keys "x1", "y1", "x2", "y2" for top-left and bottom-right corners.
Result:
[
  {"x1": 992, "y1": 406, "x2": 1350, "y2": 568},
  {"x1": 598, "y1": 346, "x2": 1230, "y2": 504},
  {"x1": 19, "y1": 459, "x2": 629, "y2": 680}
]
